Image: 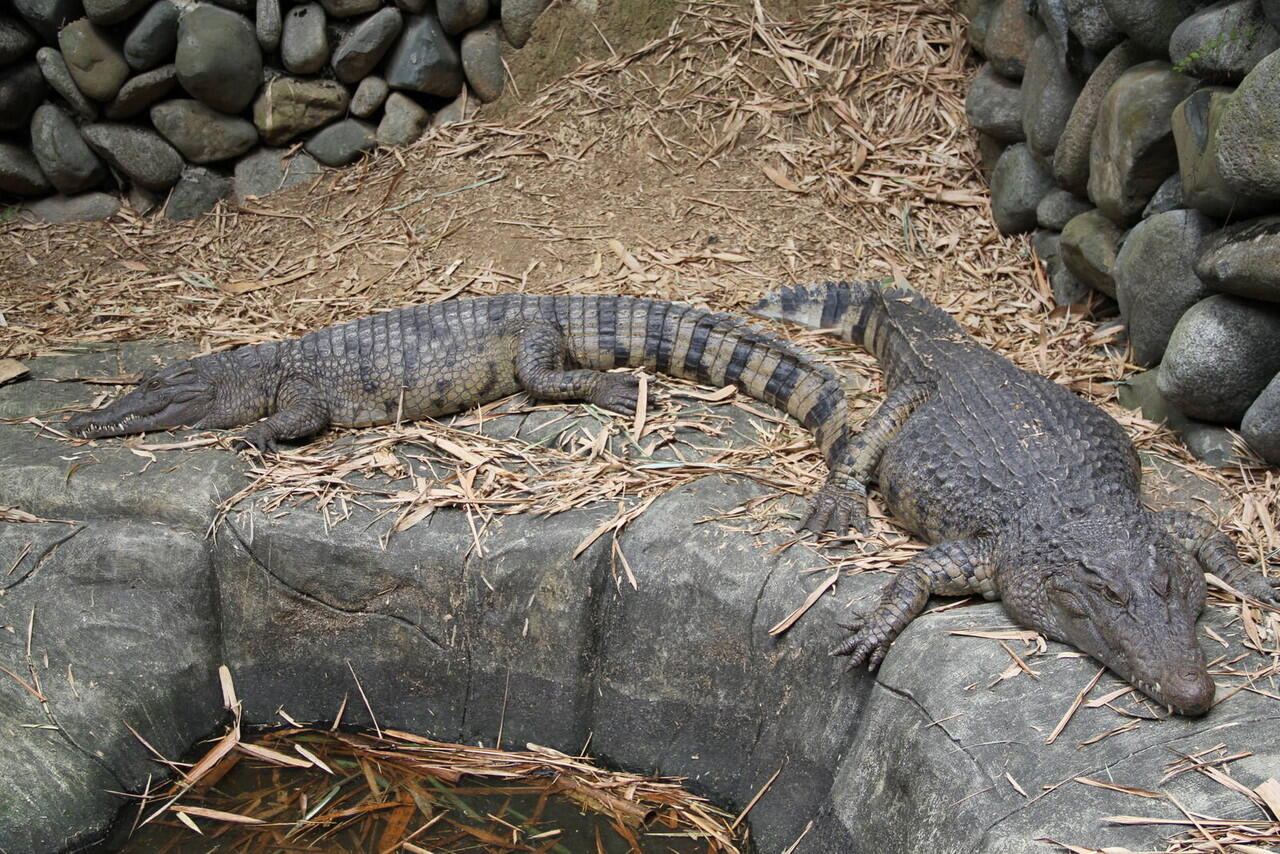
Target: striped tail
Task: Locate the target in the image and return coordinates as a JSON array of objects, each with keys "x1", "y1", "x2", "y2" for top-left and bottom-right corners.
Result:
[{"x1": 746, "y1": 280, "x2": 891, "y2": 345}]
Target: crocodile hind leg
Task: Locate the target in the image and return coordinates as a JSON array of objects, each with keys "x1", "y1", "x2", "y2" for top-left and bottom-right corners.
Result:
[
  {"x1": 834, "y1": 536, "x2": 998, "y2": 669},
  {"x1": 1156, "y1": 509, "x2": 1280, "y2": 604},
  {"x1": 805, "y1": 381, "x2": 932, "y2": 534},
  {"x1": 515, "y1": 323, "x2": 641, "y2": 415}
]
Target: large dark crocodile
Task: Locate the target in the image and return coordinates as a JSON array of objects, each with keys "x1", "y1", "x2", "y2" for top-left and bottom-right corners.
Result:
[
  {"x1": 66, "y1": 293, "x2": 862, "y2": 531},
  {"x1": 749, "y1": 280, "x2": 1279, "y2": 716}
]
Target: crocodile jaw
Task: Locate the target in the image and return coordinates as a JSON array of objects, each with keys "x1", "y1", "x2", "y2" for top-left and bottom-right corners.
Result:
[{"x1": 66, "y1": 379, "x2": 213, "y2": 439}]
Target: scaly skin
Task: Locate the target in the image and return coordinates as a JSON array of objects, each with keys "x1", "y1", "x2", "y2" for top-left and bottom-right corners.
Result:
[
  {"x1": 750, "y1": 280, "x2": 1279, "y2": 716},
  {"x1": 66, "y1": 294, "x2": 864, "y2": 532}
]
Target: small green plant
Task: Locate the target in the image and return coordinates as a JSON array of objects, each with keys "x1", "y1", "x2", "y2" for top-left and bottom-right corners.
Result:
[
  {"x1": 1172, "y1": 23, "x2": 1259, "y2": 73},
  {"x1": 0, "y1": 206, "x2": 14, "y2": 222}
]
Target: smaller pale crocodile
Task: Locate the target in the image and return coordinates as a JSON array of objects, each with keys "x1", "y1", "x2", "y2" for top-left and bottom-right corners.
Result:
[
  {"x1": 66, "y1": 293, "x2": 863, "y2": 531},
  {"x1": 749, "y1": 280, "x2": 1279, "y2": 716}
]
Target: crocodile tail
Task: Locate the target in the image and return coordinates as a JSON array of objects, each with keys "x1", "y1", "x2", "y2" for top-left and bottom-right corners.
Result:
[{"x1": 747, "y1": 279, "x2": 905, "y2": 345}]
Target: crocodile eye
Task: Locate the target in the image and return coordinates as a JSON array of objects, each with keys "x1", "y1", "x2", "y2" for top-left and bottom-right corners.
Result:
[
  {"x1": 1149, "y1": 567, "x2": 1170, "y2": 596},
  {"x1": 1055, "y1": 588, "x2": 1088, "y2": 617},
  {"x1": 1101, "y1": 585, "x2": 1125, "y2": 607}
]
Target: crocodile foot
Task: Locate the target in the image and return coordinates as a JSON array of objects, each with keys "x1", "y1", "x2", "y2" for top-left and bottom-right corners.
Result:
[
  {"x1": 589, "y1": 374, "x2": 642, "y2": 417},
  {"x1": 232, "y1": 423, "x2": 278, "y2": 454},
  {"x1": 831, "y1": 613, "x2": 895, "y2": 670},
  {"x1": 800, "y1": 482, "x2": 869, "y2": 535}
]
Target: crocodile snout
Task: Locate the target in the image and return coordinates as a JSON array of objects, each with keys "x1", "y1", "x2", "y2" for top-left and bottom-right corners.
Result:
[{"x1": 1162, "y1": 668, "x2": 1215, "y2": 717}]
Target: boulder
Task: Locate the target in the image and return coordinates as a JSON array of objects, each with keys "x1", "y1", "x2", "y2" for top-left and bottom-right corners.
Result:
[
  {"x1": 0, "y1": 60, "x2": 45, "y2": 132},
  {"x1": 1214, "y1": 47, "x2": 1280, "y2": 201},
  {"x1": 13, "y1": 0, "x2": 82, "y2": 40},
  {"x1": 1169, "y1": 0, "x2": 1279, "y2": 81},
  {"x1": 123, "y1": 0, "x2": 179, "y2": 71},
  {"x1": 0, "y1": 16, "x2": 38, "y2": 65},
  {"x1": 103, "y1": 63, "x2": 176, "y2": 119},
  {"x1": 256, "y1": 0, "x2": 281, "y2": 52},
  {"x1": 965, "y1": 62, "x2": 1025, "y2": 142},
  {"x1": 30, "y1": 103, "x2": 105, "y2": 195},
  {"x1": 1020, "y1": 32, "x2": 1082, "y2": 165},
  {"x1": 304, "y1": 117, "x2": 377, "y2": 166},
  {"x1": 163, "y1": 165, "x2": 232, "y2": 220},
  {"x1": 1171, "y1": 86, "x2": 1269, "y2": 218},
  {"x1": 1158, "y1": 294, "x2": 1280, "y2": 423},
  {"x1": 232, "y1": 147, "x2": 321, "y2": 200},
  {"x1": 1052, "y1": 40, "x2": 1142, "y2": 195},
  {"x1": 989, "y1": 142, "x2": 1055, "y2": 234},
  {"x1": 81, "y1": 122, "x2": 184, "y2": 190},
  {"x1": 1036, "y1": 188, "x2": 1093, "y2": 230},
  {"x1": 1065, "y1": 0, "x2": 1123, "y2": 52},
  {"x1": 1266, "y1": 0, "x2": 1280, "y2": 25},
  {"x1": 22, "y1": 190, "x2": 120, "y2": 221},
  {"x1": 351, "y1": 75, "x2": 389, "y2": 117},
  {"x1": 1100, "y1": 0, "x2": 1211, "y2": 55},
  {"x1": 36, "y1": 46, "x2": 97, "y2": 120},
  {"x1": 1114, "y1": 209, "x2": 1216, "y2": 366},
  {"x1": 1060, "y1": 208, "x2": 1125, "y2": 296},
  {"x1": 58, "y1": 18, "x2": 129, "y2": 102},
  {"x1": 384, "y1": 13, "x2": 463, "y2": 97},
  {"x1": 0, "y1": 142, "x2": 52, "y2": 196},
  {"x1": 1087, "y1": 60, "x2": 1197, "y2": 225},
  {"x1": 1118, "y1": 367, "x2": 1239, "y2": 465},
  {"x1": 1241, "y1": 371, "x2": 1280, "y2": 461},
  {"x1": 461, "y1": 21, "x2": 504, "y2": 103},
  {"x1": 967, "y1": 0, "x2": 999, "y2": 56},
  {"x1": 438, "y1": 0, "x2": 488, "y2": 34},
  {"x1": 281, "y1": 2, "x2": 328, "y2": 74},
  {"x1": 1048, "y1": 253, "x2": 1094, "y2": 303},
  {"x1": 82, "y1": 0, "x2": 149, "y2": 25},
  {"x1": 175, "y1": 4, "x2": 262, "y2": 114},
  {"x1": 1141, "y1": 172, "x2": 1183, "y2": 216},
  {"x1": 252, "y1": 76, "x2": 349, "y2": 146},
  {"x1": 319, "y1": 0, "x2": 380, "y2": 18},
  {"x1": 332, "y1": 6, "x2": 402, "y2": 83},
  {"x1": 381, "y1": 90, "x2": 432, "y2": 142},
  {"x1": 1195, "y1": 215, "x2": 1280, "y2": 302},
  {"x1": 431, "y1": 84, "x2": 476, "y2": 128},
  {"x1": 150, "y1": 99, "x2": 258, "y2": 164},
  {"x1": 501, "y1": 0, "x2": 547, "y2": 50}
]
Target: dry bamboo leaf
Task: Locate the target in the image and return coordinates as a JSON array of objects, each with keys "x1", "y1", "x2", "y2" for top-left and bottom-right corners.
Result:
[
  {"x1": 761, "y1": 165, "x2": 802, "y2": 193},
  {"x1": 1253, "y1": 778, "x2": 1280, "y2": 819},
  {"x1": 1074, "y1": 777, "x2": 1164, "y2": 800},
  {"x1": 236, "y1": 741, "x2": 312, "y2": 768},
  {"x1": 768, "y1": 571, "x2": 838, "y2": 636},
  {"x1": 0, "y1": 359, "x2": 28, "y2": 385},
  {"x1": 173, "y1": 805, "x2": 266, "y2": 825}
]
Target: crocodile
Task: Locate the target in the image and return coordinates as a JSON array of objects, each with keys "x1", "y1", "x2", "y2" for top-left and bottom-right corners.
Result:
[
  {"x1": 66, "y1": 293, "x2": 863, "y2": 532},
  {"x1": 749, "y1": 280, "x2": 1279, "y2": 716}
]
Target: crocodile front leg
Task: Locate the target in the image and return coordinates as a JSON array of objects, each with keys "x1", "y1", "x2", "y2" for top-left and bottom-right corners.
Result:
[
  {"x1": 235, "y1": 378, "x2": 330, "y2": 453},
  {"x1": 1157, "y1": 509, "x2": 1280, "y2": 604},
  {"x1": 834, "y1": 536, "x2": 997, "y2": 669},
  {"x1": 515, "y1": 323, "x2": 640, "y2": 415},
  {"x1": 806, "y1": 382, "x2": 932, "y2": 534}
]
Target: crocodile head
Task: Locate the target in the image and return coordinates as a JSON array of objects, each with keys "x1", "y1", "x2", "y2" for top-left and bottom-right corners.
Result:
[
  {"x1": 66, "y1": 360, "x2": 216, "y2": 439},
  {"x1": 1000, "y1": 502, "x2": 1212, "y2": 716}
]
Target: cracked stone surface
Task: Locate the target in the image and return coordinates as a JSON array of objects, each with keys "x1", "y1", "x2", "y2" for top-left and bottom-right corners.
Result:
[{"x1": 1, "y1": 342, "x2": 1278, "y2": 853}]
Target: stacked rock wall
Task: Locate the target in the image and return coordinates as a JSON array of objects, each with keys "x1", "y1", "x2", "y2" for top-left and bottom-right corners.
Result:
[
  {"x1": 965, "y1": 0, "x2": 1280, "y2": 465},
  {"x1": 0, "y1": 0, "x2": 543, "y2": 221}
]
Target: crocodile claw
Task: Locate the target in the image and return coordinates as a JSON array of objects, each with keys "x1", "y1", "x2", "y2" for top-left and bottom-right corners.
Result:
[
  {"x1": 233, "y1": 424, "x2": 278, "y2": 454},
  {"x1": 800, "y1": 483, "x2": 869, "y2": 535},
  {"x1": 830, "y1": 619, "x2": 893, "y2": 671},
  {"x1": 591, "y1": 375, "x2": 641, "y2": 417}
]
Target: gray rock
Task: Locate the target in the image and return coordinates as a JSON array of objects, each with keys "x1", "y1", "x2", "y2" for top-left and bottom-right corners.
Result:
[
  {"x1": 1060, "y1": 208, "x2": 1125, "y2": 295},
  {"x1": 0, "y1": 61, "x2": 45, "y2": 132},
  {"x1": 212, "y1": 0, "x2": 253, "y2": 10},
  {"x1": 439, "y1": 0, "x2": 487, "y2": 34},
  {"x1": 1169, "y1": 0, "x2": 1279, "y2": 81},
  {"x1": 163, "y1": 165, "x2": 231, "y2": 220},
  {"x1": 1036, "y1": 188, "x2": 1093, "y2": 229},
  {"x1": 983, "y1": 0, "x2": 1034, "y2": 79},
  {"x1": 377, "y1": 90, "x2": 430, "y2": 142},
  {"x1": 1031, "y1": 227, "x2": 1062, "y2": 264},
  {"x1": 1114, "y1": 209, "x2": 1216, "y2": 366},
  {"x1": 127, "y1": 181, "x2": 161, "y2": 213},
  {"x1": 989, "y1": 142, "x2": 1055, "y2": 234},
  {"x1": 123, "y1": 0, "x2": 179, "y2": 71},
  {"x1": 461, "y1": 22, "x2": 504, "y2": 103},
  {"x1": 81, "y1": 122, "x2": 184, "y2": 190},
  {"x1": 332, "y1": 6, "x2": 402, "y2": 83},
  {"x1": 1142, "y1": 171, "x2": 1183, "y2": 216},
  {"x1": 1266, "y1": 0, "x2": 1280, "y2": 25},
  {"x1": 232, "y1": 146, "x2": 321, "y2": 200},
  {"x1": 320, "y1": 0, "x2": 379, "y2": 17},
  {"x1": 150, "y1": 99, "x2": 258, "y2": 164},
  {"x1": 82, "y1": 0, "x2": 148, "y2": 25},
  {"x1": 1158, "y1": 294, "x2": 1280, "y2": 422},
  {"x1": 394, "y1": 0, "x2": 427, "y2": 12},
  {"x1": 256, "y1": 0, "x2": 281, "y2": 51},
  {"x1": 0, "y1": 16, "x2": 38, "y2": 65},
  {"x1": 22, "y1": 190, "x2": 120, "y2": 221},
  {"x1": 1171, "y1": 86, "x2": 1269, "y2": 218},
  {"x1": 1100, "y1": 0, "x2": 1211, "y2": 55},
  {"x1": 1118, "y1": 367, "x2": 1240, "y2": 465},
  {"x1": 30, "y1": 103, "x2": 105, "y2": 194},
  {"x1": 1065, "y1": 0, "x2": 1123, "y2": 52},
  {"x1": 1195, "y1": 215, "x2": 1280, "y2": 301},
  {"x1": 103, "y1": 63, "x2": 176, "y2": 119},
  {"x1": 431, "y1": 83, "x2": 475, "y2": 128},
  {"x1": 1020, "y1": 32, "x2": 1082, "y2": 165},
  {"x1": 1038, "y1": 0, "x2": 1105, "y2": 77},
  {"x1": 0, "y1": 142, "x2": 52, "y2": 196},
  {"x1": 1048, "y1": 253, "x2": 1094, "y2": 303},
  {"x1": 36, "y1": 46, "x2": 97, "y2": 121},
  {"x1": 1052, "y1": 40, "x2": 1141, "y2": 195},
  {"x1": 304, "y1": 116, "x2": 377, "y2": 165},
  {"x1": 13, "y1": 0, "x2": 82, "y2": 40},
  {"x1": 252, "y1": 75, "x2": 349, "y2": 145},
  {"x1": 350, "y1": 74, "x2": 389, "y2": 117},
  {"x1": 384, "y1": 13, "x2": 462, "y2": 97},
  {"x1": 967, "y1": 0, "x2": 999, "y2": 55},
  {"x1": 965, "y1": 62, "x2": 1025, "y2": 142},
  {"x1": 1241, "y1": 371, "x2": 1280, "y2": 461},
  {"x1": 281, "y1": 2, "x2": 328, "y2": 73},
  {"x1": 1087, "y1": 60, "x2": 1197, "y2": 225},
  {"x1": 175, "y1": 4, "x2": 262, "y2": 114},
  {"x1": 58, "y1": 18, "x2": 129, "y2": 102},
  {"x1": 1215, "y1": 48, "x2": 1280, "y2": 201},
  {"x1": 976, "y1": 129, "x2": 1007, "y2": 176}
]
